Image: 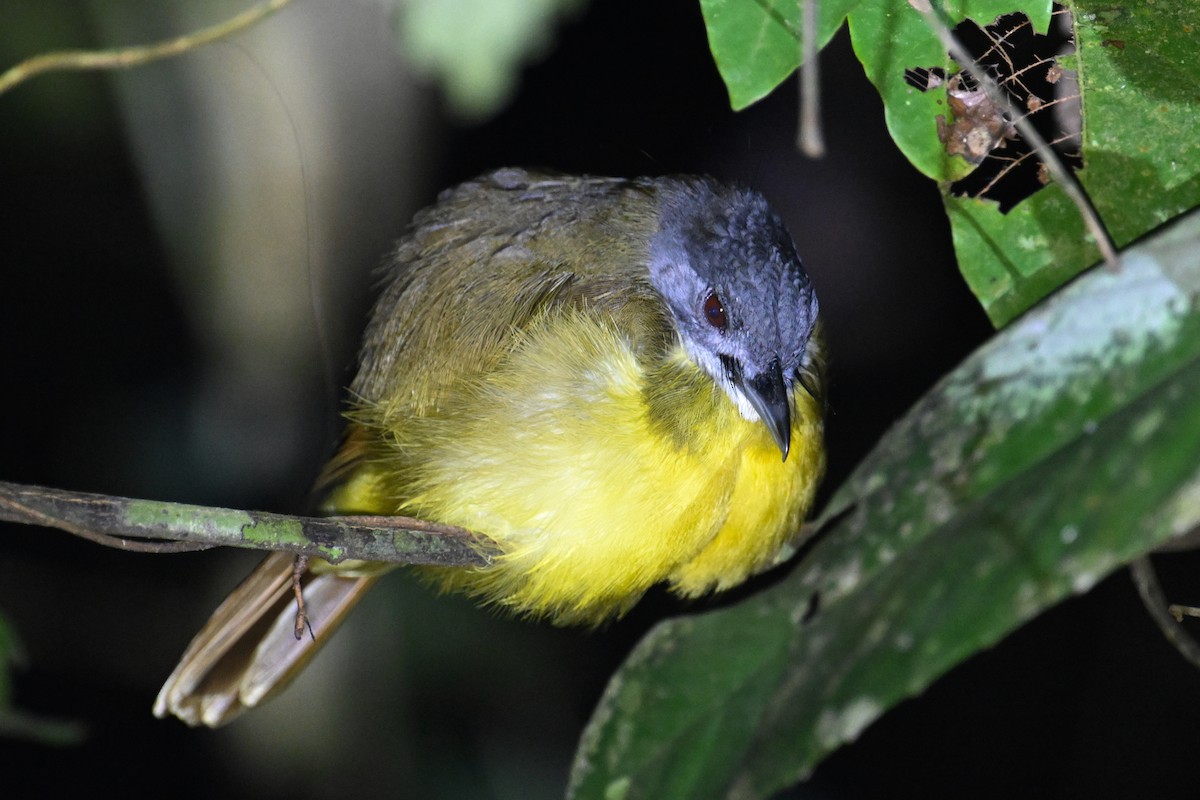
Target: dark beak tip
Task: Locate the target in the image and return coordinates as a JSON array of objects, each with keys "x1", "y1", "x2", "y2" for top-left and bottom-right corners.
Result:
[
  {"x1": 775, "y1": 425, "x2": 791, "y2": 461},
  {"x1": 743, "y1": 358, "x2": 792, "y2": 463}
]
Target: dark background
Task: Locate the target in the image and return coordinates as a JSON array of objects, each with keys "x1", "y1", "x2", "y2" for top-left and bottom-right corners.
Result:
[{"x1": 2, "y1": 1, "x2": 1199, "y2": 797}]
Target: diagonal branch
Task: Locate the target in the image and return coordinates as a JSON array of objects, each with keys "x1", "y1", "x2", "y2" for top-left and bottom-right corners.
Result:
[
  {"x1": 0, "y1": 480, "x2": 495, "y2": 568},
  {"x1": 0, "y1": 0, "x2": 294, "y2": 97}
]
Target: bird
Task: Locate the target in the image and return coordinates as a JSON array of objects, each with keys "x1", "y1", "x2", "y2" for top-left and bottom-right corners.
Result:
[{"x1": 154, "y1": 167, "x2": 826, "y2": 727}]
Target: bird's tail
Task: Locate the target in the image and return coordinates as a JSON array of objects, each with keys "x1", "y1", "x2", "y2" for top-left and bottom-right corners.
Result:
[{"x1": 154, "y1": 551, "x2": 379, "y2": 727}]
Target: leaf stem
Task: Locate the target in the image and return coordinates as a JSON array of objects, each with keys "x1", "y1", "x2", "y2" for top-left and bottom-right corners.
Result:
[{"x1": 797, "y1": 0, "x2": 826, "y2": 157}]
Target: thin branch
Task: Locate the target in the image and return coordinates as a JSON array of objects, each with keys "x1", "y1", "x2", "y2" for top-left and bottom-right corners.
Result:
[
  {"x1": 0, "y1": 481, "x2": 495, "y2": 568},
  {"x1": 1129, "y1": 556, "x2": 1200, "y2": 670},
  {"x1": 920, "y1": 3, "x2": 1121, "y2": 270},
  {"x1": 0, "y1": 0, "x2": 294, "y2": 97},
  {"x1": 975, "y1": 130, "x2": 1081, "y2": 198}
]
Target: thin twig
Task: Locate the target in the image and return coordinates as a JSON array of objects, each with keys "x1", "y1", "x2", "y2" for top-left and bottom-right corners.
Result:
[
  {"x1": 0, "y1": 0, "x2": 294, "y2": 97},
  {"x1": 1169, "y1": 604, "x2": 1200, "y2": 622},
  {"x1": 975, "y1": 130, "x2": 1081, "y2": 198},
  {"x1": 0, "y1": 480, "x2": 495, "y2": 568},
  {"x1": 920, "y1": 3, "x2": 1120, "y2": 270},
  {"x1": 291, "y1": 554, "x2": 314, "y2": 640},
  {"x1": 797, "y1": 0, "x2": 825, "y2": 157},
  {"x1": 1129, "y1": 556, "x2": 1200, "y2": 670}
]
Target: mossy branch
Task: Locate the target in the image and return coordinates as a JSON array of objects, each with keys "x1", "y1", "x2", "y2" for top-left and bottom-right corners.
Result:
[{"x1": 0, "y1": 480, "x2": 495, "y2": 568}]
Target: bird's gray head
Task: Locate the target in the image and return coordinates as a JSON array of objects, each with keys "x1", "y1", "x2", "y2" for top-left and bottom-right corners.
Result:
[{"x1": 645, "y1": 176, "x2": 819, "y2": 460}]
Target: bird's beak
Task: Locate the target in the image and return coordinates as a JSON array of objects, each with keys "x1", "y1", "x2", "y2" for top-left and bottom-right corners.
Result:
[{"x1": 742, "y1": 357, "x2": 791, "y2": 461}]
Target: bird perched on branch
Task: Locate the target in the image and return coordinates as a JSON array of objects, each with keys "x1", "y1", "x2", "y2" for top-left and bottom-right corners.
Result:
[{"x1": 155, "y1": 167, "x2": 826, "y2": 727}]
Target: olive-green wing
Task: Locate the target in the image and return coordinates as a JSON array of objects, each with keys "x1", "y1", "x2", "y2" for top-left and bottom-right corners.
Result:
[{"x1": 351, "y1": 169, "x2": 663, "y2": 421}]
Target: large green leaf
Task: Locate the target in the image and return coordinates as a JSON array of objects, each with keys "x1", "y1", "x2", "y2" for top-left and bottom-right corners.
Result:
[
  {"x1": 698, "y1": 0, "x2": 864, "y2": 110},
  {"x1": 568, "y1": 209, "x2": 1200, "y2": 800}
]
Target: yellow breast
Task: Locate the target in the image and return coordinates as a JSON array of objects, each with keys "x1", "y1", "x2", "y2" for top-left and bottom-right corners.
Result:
[{"x1": 327, "y1": 306, "x2": 824, "y2": 625}]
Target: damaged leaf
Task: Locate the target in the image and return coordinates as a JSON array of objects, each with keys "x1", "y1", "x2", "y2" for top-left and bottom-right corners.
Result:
[
  {"x1": 850, "y1": 0, "x2": 1200, "y2": 326},
  {"x1": 927, "y1": 9, "x2": 1081, "y2": 212}
]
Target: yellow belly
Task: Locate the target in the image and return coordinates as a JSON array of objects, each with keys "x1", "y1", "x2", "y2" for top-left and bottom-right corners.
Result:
[{"x1": 328, "y1": 308, "x2": 824, "y2": 625}]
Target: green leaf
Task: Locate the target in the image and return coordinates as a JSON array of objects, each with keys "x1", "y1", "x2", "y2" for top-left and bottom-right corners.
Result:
[
  {"x1": 392, "y1": 0, "x2": 585, "y2": 119},
  {"x1": 945, "y1": 188, "x2": 1093, "y2": 326},
  {"x1": 569, "y1": 209, "x2": 1200, "y2": 800},
  {"x1": 1073, "y1": 0, "x2": 1200, "y2": 243},
  {"x1": 0, "y1": 613, "x2": 85, "y2": 745},
  {"x1": 699, "y1": 0, "x2": 863, "y2": 110}
]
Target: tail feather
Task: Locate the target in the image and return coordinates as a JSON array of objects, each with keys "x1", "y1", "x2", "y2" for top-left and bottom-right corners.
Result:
[{"x1": 154, "y1": 551, "x2": 378, "y2": 727}]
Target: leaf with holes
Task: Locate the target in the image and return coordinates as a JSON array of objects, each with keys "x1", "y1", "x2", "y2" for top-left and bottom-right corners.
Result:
[
  {"x1": 849, "y1": 0, "x2": 1200, "y2": 326},
  {"x1": 568, "y1": 209, "x2": 1200, "y2": 800},
  {"x1": 847, "y1": 1, "x2": 1053, "y2": 181}
]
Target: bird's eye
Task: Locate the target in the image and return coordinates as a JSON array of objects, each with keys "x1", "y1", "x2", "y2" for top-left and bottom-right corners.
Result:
[{"x1": 703, "y1": 291, "x2": 727, "y2": 331}]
